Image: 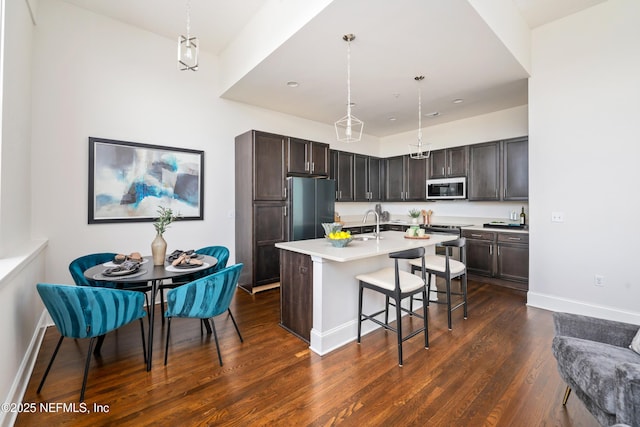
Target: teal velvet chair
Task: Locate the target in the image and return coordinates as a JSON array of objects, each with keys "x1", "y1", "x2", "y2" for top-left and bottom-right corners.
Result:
[
  {"x1": 69, "y1": 252, "x2": 152, "y2": 293},
  {"x1": 164, "y1": 263, "x2": 243, "y2": 367},
  {"x1": 36, "y1": 283, "x2": 147, "y2": 402},
  {"x1": 160, "y1": 246, "x2": 231, "y2": 331}
]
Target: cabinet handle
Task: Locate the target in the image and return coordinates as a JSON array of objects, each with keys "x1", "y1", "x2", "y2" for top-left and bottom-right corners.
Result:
[
  {"x1": 305, "y1": 161, "x2": 309, "y2": 172},
  {"x1": 283, "y1": 206, "x2": 287, "y2": 216},
  {"x1": 504, "y1": 188, "x2": 506, "y2": 198},
  {"x1": 498, "y1": 246, "x2": 501, "y2": 256},
  {"x1": 495, "y1": 188, "x2": 498, "y2": 198},
  {"x1": 471, "y1": 234, "x2": 483, "y2": 238},
  {"x1": 283, "y1": 187, "x2": 287, "y2": 198},
  {"x1": 507, "y1": 237, "x2": 521, "y2": 241},
  {"x1": 442, "y1": 167, "x2": 445, "y2": 175},
  {"x1": 311, "y1": 162, "x2": 315, "y2": 173},
  {"x1": 448, "y1": 166, "x2": 451, "y2": 175},
  {"x1": 339, "y1": 191, "x2": 342, "y2": 199},
  {"x1": 490, "y1": 246, "x2": 493, "y2": 255}
]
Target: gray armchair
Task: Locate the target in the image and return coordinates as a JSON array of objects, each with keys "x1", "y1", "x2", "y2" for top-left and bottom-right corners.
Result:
[{"x1": 552, "y1": 312, "x2": 640, "y2": 426}]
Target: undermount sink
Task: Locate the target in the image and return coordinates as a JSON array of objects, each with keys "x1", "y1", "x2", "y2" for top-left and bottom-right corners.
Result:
[{"x1": 353, "y1": 234, "x2": 383, "y2": 241}]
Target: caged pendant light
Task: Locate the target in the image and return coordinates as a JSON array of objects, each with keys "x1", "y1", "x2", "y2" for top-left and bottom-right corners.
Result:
[
  {"x1": 177, "y1": 0, "x2": 199, "y2": 71},
  {"x1": 334, "y1": 34, "x2": 363, "y2": 143},
  {"x1": 409, "y1": 75, "x2": 431, "y2": 159}
]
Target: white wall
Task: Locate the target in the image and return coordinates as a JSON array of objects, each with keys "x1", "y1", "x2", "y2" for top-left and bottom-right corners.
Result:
[
  {"x1": 527, "y1": 0, "x2": 640, "y2": 323},
  {"x1": 29, "y1": 0, "x2": 362, "y2": 286},
  {"x1": 0, "y1": 1, "x2": 49, "y2": 425}
]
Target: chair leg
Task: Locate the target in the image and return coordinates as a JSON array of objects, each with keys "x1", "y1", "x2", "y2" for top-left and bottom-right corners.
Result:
[
  {"x1": 462, "y1": 273, "x2": 468, "y2": 319},
  {"x1": 139, "y1": 318, "x2": 147, "y2": 365},
  {"x1": 445, "y1": 277, "x2": 453, "y2": 330},
  {"x1": 164, "y1": 317, "x2": 172, "y2": 366},
  {"x1": 426, "y1": 273, "x2": 433, "y2": 304},
  {"x1": 422, "y1": 287, "x2": 429, "y2": 349},
  {"x1": 93, "y1": 334, "x2": 106, "y2": 356},
  {"x1": 80, "y1": 336, "x2": 97, "y2": 402},
  {"x1": 357, "y1": 283, "x2": 363, "y2": 343},
  {"x1": 395, "y1": 295, "x2": 403, "y2": 367},
  {"x1": 228, "y1": 309, "x2": 243, "y2": 342},
  {"x1": 160, "y1": 288, "x2": 165, "y2": 326},
  {"x1": 385, "y1": 296, "x2": 390, "y2": 325},
  {"x1": 37, "y1": 336, "x2": 64, "y2": 394},
  {"x1": 210, "y1": 319, "x2": 223, "y2": 366},
  {"x1": 562, "y1": 385, "x2": 572, "y2": 405}
]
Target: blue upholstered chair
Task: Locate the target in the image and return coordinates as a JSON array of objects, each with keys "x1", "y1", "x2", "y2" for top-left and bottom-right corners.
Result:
[
  {"x1": 164, "y1": 263, "x2": 244, "y2": 367},
  {"x1": 36, "y1": 283, "x2": 147, "y2": 402},
  {"x1": 160, "y1": 246, "x2": 231, "y2": 330},
  {"x1": 69, "y1": 252, "x2": 152, "y2": 292}
]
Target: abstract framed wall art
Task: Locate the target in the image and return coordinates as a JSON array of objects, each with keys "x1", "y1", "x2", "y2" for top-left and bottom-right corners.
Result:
[{"x1": 88, "y1": 137, "x2": 204, "y2": 223}]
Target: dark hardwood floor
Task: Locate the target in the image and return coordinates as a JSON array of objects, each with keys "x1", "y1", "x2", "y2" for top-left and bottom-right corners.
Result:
[{"x1": 17, "y1": 281, "x2": 598, "y2": 426}]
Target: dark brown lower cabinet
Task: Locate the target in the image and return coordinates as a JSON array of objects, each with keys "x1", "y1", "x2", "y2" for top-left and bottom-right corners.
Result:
[
  {"x1": 279, "y1": 250, "x2": 313, "y2": 343},
  {"x1": 462, "y1": 230, "x2": 529, "y2": 291}
]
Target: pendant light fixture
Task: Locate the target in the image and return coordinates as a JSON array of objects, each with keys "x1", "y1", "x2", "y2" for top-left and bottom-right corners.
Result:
[
  {"x1": 409, "y1": 75, "x2": 431, "y2": 159},
  {"x1": 334, "y1": 34, "x2": 363, "y2": 143},
  {"x1": 177, "y1": 0, "x2": 199, "y2": 71}
]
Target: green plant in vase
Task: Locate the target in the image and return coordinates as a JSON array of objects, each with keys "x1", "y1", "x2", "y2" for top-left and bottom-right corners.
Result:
[
  {"x1": 408, "y1": 208, "x2": 421, "y2": 224},
  {"x1": 151, "y1": 206, "x2": 181, "y2": 265}
]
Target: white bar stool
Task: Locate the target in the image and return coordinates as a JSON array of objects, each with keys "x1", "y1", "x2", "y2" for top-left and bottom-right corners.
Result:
[
  {"x1": 355, "y1": 247, "x2": 429, "y2": 367},
  {"x1": 409, "y1": 237, "x2": 467, "y2": 330}
]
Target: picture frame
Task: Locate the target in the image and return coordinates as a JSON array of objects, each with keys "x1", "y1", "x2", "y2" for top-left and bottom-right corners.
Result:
[{"x1": 88, "y1": 137, "x2": 204, "y2": 224}]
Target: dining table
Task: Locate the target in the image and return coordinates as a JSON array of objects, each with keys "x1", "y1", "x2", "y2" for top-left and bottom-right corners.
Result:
[{"x1": 83, "y1": 254, "x2": 218, "y2": 371}]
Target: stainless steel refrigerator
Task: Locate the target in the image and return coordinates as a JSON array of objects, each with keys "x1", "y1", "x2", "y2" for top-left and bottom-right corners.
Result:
[{"x1": 287, "y1": 177, "x2": 336, "y2": 241}]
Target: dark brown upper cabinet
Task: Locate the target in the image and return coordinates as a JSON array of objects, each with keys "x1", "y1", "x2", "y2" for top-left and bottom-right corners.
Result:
[
  {"x1": 429, "y1": 146, "x2": 468, "y2": 179},
  {"x1": 287, "y1": 138, "x2": 329, "y2": 177},
  {"x1": 354, "y1": 154, "x2": 382, "y2": 202},
  {"x1": 468, "y1": 137, "x2": 528, "y2": 201},
  {"x1": 384, "y1": 155, "x2": 427, "y2": 201}
]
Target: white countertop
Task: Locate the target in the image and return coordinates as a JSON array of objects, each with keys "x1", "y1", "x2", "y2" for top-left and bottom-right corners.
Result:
[
  {"x1": 338, "y1": 217, "x2": 528, "y2": 234},
  {"x1": 275, "y1": 231, "x2": 457, "y2": 262}
]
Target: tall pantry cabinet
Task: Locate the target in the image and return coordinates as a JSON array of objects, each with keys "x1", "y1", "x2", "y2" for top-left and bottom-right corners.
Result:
[{"x1": 235, "y1": 130, "x2": 288, "y2": 293}]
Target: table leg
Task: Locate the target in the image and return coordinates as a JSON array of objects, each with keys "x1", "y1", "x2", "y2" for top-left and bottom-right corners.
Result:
[{"x1": 147, "y1": 279, "x2": 158, "y2": 371}]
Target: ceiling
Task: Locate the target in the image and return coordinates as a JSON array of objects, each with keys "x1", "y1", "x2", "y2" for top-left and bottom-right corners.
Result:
[{"x1": 61, "y1": 0, "x2": 606, "y2": 138}]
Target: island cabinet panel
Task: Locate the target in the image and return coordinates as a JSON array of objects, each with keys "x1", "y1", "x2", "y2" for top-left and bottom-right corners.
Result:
[{"x1": 279, "y1": 250, "x2": 313, "y2": 343}]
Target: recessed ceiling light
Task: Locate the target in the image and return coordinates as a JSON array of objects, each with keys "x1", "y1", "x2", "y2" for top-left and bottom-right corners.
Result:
[
  {"x1": 286, "y1": 81, "x2": 299, "y2": 88},
  {"x1": 388, "y1": 116, "x2": 397, "y2": 121},
  {"x1": 452, "y1": 98, "x2": 464, "y2": 104},
  {"x1": 424, "y1": 111, "x2": 440, "y2": 118}
]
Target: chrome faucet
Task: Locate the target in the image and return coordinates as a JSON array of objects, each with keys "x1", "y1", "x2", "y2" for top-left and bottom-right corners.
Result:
[{"x1": 362, "y1": 209, "x2": 381, "y2": 240}]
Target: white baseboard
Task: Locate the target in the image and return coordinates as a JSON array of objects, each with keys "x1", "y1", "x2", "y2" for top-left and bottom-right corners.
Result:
[
  {"x1": 527, "y1": 291, "x2": 640, "y2": 325},
  {"x1": 0, "y1": 310, "x2": 49, "y2": 427}
]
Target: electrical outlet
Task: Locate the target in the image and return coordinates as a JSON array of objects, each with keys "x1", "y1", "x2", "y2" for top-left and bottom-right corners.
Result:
[
  {"x1": 551, "y1": 212, "x2": 564, "y2": 222},
  {"x1": 594, "y1": 275, "x2": 605, "y2": 287}
]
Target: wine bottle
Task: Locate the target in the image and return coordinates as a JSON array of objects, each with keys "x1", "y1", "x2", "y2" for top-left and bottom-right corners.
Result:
[{"x1": 520, "y1": 207, "x2": 526, "y2": 225}]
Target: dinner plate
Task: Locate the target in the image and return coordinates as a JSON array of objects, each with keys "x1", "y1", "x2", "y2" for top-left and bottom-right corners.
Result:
[
  {"x1": 165, "y1": 263, "x2": 210, "y2": 273},
  {"x1": 103, "y1": 258, "x2": 149, "y2": 267},
  {"x1": 93, "y1": 269, "x2": 147, "y2": 280},
  {"x1": 102, "y1": 266, "x2": 141, "y2": 277}
]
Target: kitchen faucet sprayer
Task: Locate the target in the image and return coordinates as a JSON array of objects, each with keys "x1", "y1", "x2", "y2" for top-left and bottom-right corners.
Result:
[{"x1": 362, "y1": 209, "x2": 381, "y2": 240}]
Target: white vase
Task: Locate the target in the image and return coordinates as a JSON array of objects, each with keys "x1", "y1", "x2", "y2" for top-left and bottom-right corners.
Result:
[
  {"x1": 151, "y1": 233, "x2": 167, "y2": 266},
  {"x1": 411, "y1": 217, "x2": 419, "y2": 224}
]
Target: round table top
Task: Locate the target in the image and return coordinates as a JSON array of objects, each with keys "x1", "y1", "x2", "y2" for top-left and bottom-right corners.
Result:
[{"x1": 83, "y1": 255, "x2": 218, "y2": 283}]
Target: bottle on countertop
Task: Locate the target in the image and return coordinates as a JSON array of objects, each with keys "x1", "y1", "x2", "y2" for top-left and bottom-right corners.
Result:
[{"x1": 520, "y1": 207, "x2": 526, "y2": 225}]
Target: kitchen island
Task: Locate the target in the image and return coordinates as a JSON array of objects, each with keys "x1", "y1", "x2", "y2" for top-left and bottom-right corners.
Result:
[{"x1": 275, "y1": 231, "x2": 457, "y2": 356}]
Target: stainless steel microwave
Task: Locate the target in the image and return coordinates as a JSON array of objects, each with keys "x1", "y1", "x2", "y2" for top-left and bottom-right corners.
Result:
[{"x1": 426, "y1": 177, "x2": 467, "y2": 200}]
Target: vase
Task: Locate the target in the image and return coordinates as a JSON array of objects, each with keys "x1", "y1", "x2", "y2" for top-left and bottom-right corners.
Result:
[
  {"x1": 151, "y1": 233, "x2": 167, "y2": 266},
  {"x1": 411, "y1": 217, "x2": 419, "y2": 224}
]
